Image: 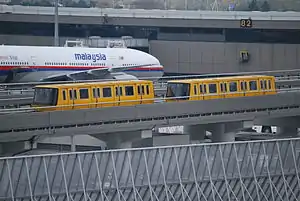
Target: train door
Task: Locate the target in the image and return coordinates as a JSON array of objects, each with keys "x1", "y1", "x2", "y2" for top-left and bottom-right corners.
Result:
[
  {"x1": 101, "y1": 85, "x2": 115, "y2": 107},
  {"x1": 137, "y1": 84, "x2": 143, "y2": 104},
  {"x1": 122, "y1": 84, "x2": 137, "y2": 106},
  {"x1": 191, "y1": 84, "x2": 198, "y2": 101},
  {"x1": 73, "y1": 87, "x2": 91, "y2": 109},
  {"x1": 240, "y1": 80, "x2": 248, "y2": 96},
  {"x1": 92, "y1": 87, "x2": 101, "y2": 108},
  {"x1": 115, "y1": 85, "x2": 123, "y2": 106},
  {"x1": 205, "y1": 81, "x2": 219, "y2": 100},
  {"x1": 219, "y1": 82, "x2": 227, "y2": 99},
  {"x1": 259, "y1": 79, "x2": 268, "y2": 95},
  {"x1": 199, "y1": 83, "x2": 207, "y2": 100},
  {"x1": 68, "y1": 88, "x2": 77, "y2": 110},
  {"x1": 267, "y1": 78, "x2": 277, "y2": 94},
  {"x1": 140, "y1": 83, "x2": 154, "y2": 104},
  {"x1": 59, "y1": 89, "x2": 71, "y2": 110}
]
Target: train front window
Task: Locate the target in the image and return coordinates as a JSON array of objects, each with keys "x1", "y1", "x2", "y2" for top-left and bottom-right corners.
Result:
[
  {"x1": 33, "y1": 88, "x2": 58, "y2": 106},
  {"x1": 166, "y1": 83, "x2": 190, "y2": 100}
]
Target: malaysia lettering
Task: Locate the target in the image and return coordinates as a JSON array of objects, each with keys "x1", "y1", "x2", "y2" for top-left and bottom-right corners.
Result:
[{"x1": 74, "y1": 53, "x2": 106, "y2": 62}]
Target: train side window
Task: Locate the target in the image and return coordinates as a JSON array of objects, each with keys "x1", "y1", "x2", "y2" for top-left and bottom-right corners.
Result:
[
  {"x1": 103, "y1": 87, "x2": 112, "y2": 97},
  {"x1": 142, "y1": 86, "x2": 145, "y2": 94},
  {"x1": 125, "y1": 86, "x2": 134, "y2": 96},
  {"x1": 79, "y1": 88, "x2": 89, "y2": 99},
  {"x1": 194, "y1": 85, "x2": 197, "y2": 95},
  {"x1": 146, "y1": 85, "x2": 149, "y2": 94},
  {"x1": 208, "y1": 83, "x2": 217, "y2": 93},
  {"x1": 229, "y1": 82, "x2": 237, "y2": 92},
  {"x1": 62, "y1": 90, "x2": 66, "y2": 100},
  {"x1": 268, "y1": 80, "x2": 271, "y2": 89},
  {"x1": 249, "y1": 81, "x2": 257, "y2": 90}
]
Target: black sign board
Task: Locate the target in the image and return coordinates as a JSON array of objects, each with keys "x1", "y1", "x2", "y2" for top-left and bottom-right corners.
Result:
[{"x1": 240, "y1": 19, "x2": 252, "y2": 28}]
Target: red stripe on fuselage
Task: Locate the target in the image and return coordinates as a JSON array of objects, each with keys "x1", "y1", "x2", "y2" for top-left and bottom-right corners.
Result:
[{"x1": 0, "y1": 65, "x2": 164, "y2": 71}]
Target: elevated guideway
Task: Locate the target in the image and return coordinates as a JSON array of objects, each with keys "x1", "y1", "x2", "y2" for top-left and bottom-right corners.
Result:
[
  {"x1": 0, "y1": 137, "x2": 299, "y2": 201},
  {"x1": 1, "y1": 89, "x2": 300, "y2": 142},
  {"x1": 1, "y1": 5, "x2": 300, "y2": 29},
  {"x1": 1, "y1": 69, "x2": 300, "y2": 108}
]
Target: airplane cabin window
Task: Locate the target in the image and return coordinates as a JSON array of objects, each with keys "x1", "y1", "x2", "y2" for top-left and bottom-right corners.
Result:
[
  {"x1": 125, "y1": 86, "x2": 134, "y2": 96},
  {"x1": 79, "y1": 88, "x2": 89, "y2": 99},
  {"x1": 103, "y1": 87, "x2": 112, "y2": 97}
]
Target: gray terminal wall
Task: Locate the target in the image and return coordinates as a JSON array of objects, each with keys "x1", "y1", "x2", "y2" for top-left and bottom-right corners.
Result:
[{"x1": 149, "y1": 40, "x2": 300, "y2": 75}]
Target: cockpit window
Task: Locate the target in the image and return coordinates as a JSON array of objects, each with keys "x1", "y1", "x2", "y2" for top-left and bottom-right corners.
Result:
[
  {"x1": 33, "y1": 88, "x2": 58, "y2": 106},
  {"x1": 166, "y1": 83, "x2": 190, "y2": 100}
]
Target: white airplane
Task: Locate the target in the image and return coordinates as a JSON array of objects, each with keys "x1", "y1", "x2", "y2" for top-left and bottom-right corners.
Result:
[{"x1": 0, "y1": 45, "x2": 164, "y2": 83}]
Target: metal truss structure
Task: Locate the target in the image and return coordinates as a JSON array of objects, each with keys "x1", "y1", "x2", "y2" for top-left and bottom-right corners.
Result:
[{"x1": 0, "y1": 137, "x2": 300, "y2": 201}]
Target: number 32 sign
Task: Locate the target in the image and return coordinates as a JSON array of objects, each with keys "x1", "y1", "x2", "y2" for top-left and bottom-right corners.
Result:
[{"x1": 240, "y1": 19, "x2": 252, "y2": 28}]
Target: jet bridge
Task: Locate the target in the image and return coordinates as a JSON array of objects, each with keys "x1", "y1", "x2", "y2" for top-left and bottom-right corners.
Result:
[{"x1": 0, "y1": 137, "x2": 299, "y2": 201}]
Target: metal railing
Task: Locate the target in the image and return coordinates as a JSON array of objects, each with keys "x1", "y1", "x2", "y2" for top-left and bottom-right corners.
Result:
[
  {"x1": 0, "y1": 137, "x2": 299, "y2": 201},
  {"x1": 0, "y1": 69, "x2": 300, "y2": 89},
  {"x1": 2, "y1": 4, "x2": 300, "y2": 19}
]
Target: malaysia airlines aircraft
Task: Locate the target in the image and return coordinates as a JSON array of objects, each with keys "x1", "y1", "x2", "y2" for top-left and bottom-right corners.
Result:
[{"x1": 0, "y1": 45, "x2": 164, "y2": 83}]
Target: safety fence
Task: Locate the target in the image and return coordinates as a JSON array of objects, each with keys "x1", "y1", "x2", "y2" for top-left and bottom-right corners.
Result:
[{"x1": 0, "y1": 137, "x2": 299, "y2": 201}]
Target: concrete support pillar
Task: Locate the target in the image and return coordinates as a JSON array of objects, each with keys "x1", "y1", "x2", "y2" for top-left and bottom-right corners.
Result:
[
  {"x1": 210, "y1": 122, "x2": 243, "y2": 142},
  {"x1": 277, "y1": 126, "x2": 298, "y2": 137},
  {"x1": 183, "y1": 124, "x2": 206, "y2": 141},
  {"x1": 70, "y1": 136, "x2": 76, "y2": 152},
  {"x1": 105, "y1": 133, "x2": 123, "y2": 149},
  {"x1": 93, "y1": 129, "x2": 153, "y2": 150}
]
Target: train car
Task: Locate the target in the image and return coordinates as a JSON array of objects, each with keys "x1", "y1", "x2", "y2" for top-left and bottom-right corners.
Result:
[
  {"x1": 165, "y1": 75, "x2": 277, "y2": 102},
  {"x1": 32, "y1": 80, "x2": 155, "y2": 112}
]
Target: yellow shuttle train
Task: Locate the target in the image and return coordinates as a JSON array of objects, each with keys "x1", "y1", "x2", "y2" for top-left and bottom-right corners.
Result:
[
  {"x1": 165, "y1": 75, "x2": 276, "y2": 102},
  {"x1": 32, "y1": 75, "x2": 277, "y2": 112},
  {"x1": 32, "y1": 80, "x2": 154, "y2": 112}
]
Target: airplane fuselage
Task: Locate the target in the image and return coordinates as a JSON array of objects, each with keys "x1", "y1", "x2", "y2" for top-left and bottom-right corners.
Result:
[{"x1": 0, "y1": 45, "x2": 164, "y2": 83}]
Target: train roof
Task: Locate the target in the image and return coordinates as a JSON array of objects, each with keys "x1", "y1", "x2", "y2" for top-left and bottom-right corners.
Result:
[
  {"x1": 34, "y1": 79, "x2": 152, "y2": 88},
  {"x1": 167, "y1": 75, "x2": 274, "y2": 84}
]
